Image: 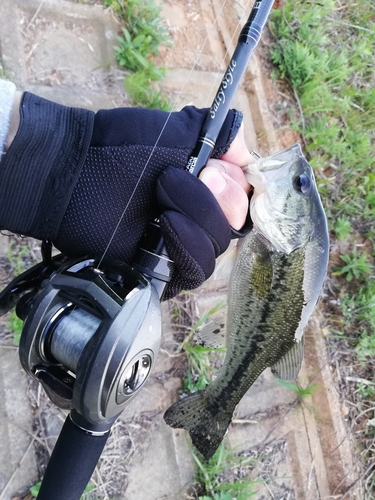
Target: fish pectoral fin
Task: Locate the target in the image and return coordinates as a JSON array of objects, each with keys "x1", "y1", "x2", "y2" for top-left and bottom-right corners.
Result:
[
  {"x1": 214, "y1": 243, "x2": 237, "y2": 280},
  {"x1": 195, "y1": 318, "x2": 226, "y2": 348},
  {"x1": 251, "y1": 250, "x2": 273, "y2": 298},
  {"x1": 271, "y1": 337, "x2": 304, "y2": 381}
]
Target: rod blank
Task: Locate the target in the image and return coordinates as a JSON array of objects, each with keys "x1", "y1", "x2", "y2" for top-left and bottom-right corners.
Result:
[{"x1": 186, "y1": 0, "x2": 275, "y2": 176}]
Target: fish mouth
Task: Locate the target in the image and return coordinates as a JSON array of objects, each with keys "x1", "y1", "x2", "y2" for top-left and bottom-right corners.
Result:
[
  {"x1": 257, "y1": 143, "x2": 303, "y2": 173},
  {"x1": 231, "y1": 187, "x2": 254, "y2": 237}
]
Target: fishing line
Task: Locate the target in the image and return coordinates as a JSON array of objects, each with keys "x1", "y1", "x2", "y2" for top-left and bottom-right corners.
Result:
[{"x1": 97, "y1": 0, "x2": 246, "y2": 268}]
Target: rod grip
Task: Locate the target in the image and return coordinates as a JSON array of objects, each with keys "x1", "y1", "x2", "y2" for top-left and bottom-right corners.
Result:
[{"x1": 37, "y1": 414, "x2": 110, "y2": 500}]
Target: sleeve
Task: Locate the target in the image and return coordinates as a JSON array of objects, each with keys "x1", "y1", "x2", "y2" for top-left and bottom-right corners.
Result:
[
  {"x1": 0, "y1": 92, "x2": 95, "y2": 239},
  {"x1": 0, "y1": 79, "x2": 16, "y2": 158}
]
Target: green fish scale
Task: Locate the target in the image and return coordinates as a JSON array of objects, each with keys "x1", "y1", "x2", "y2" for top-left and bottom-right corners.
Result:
[{"x1": 205, "y1": 231, "x2": 305, "y2": 417}]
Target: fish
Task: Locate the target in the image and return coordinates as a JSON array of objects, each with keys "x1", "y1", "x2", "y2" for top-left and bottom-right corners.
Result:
[{"x1": 164, "y1": 143, "x2": 329, "y2": 459}]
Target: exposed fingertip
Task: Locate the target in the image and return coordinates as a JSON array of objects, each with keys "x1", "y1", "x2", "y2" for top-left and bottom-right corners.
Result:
[{"x1": 200, "y1": 168, "x2": 227, "y2": 195}]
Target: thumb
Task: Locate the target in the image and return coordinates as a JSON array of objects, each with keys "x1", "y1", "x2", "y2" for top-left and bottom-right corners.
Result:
[{"x1": 199, "y1": 161, "x2": 250, "y2": 230}]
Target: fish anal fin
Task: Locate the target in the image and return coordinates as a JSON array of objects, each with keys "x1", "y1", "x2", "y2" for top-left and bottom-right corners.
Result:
[
  {"x1": 194, "y1": 318, "x2": 226, "y2": 348},
  {"x1": 251, "y1": 251, "x2": 273, "y2": 298},
  {"x1": 271, "y1": 337, "x2": 304, "y2": 381}
]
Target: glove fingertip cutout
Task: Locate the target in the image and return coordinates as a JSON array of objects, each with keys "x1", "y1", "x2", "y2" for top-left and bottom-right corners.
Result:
[{"x1": 157, "y1": 166, "x2": 231, "y2": 257}]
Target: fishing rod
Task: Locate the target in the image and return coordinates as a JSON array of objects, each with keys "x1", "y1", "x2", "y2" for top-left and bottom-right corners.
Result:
[
  {"x1": 133, "y1": 0, "x2": 275, "y2": 297},
  {"x1": 0, "y1": 1, "x2": 275, "y2": 499},
  {"x1": 186, "y1": 0, "x2": 273, "y2": 176}
]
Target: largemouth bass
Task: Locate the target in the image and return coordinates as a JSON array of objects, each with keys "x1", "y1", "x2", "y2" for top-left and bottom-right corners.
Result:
[{"x1": 164, "y1": 143, "x2": 329, "y2": 459}]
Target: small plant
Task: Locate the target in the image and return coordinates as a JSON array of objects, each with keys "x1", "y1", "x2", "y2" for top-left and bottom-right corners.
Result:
[
  {"x1": 181, "y1": 303, "x2": 226, "y2": 394},
  {"x1": 7, "y1": 310, "x2": 23, "y2": 346},
  {"x1": 334, "y1": 251, "x2": 373, "y2": 282},
  {"x1": 30, "y1": 481, "x2": 95, "y2": 498},
  {"x1": 356, "y1": 381, "x2": 375, "y2": 401},
  {"x1": 355, "y1": 330, "x2": 375, "y2": 364},
  {"x1": 103, "y1": 0, "x2": 172, "y2": 108},
  {"x1": 334, "y1": 217, "x2": 351, "y2": 242},
  {"x1": 124, "y1": 68, "x2": 170, "y2": 110},
  {"x1": 29, "y1": 481, "x2": 42, "y2": 497},
  {"x1": 277, "y1": 379, "x2": 318, "y2": 400},
  {"x1": 191, "y1": 443, "x2": 257, "y2": 500},
  {"x1": 115, "y1": 28, "x2": 157, "y2": 73},
  {"x1": 183, "y1": 343, "x2": 220, "y2": 393}
]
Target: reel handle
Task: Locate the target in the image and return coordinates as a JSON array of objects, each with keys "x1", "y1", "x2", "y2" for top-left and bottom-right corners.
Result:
[{"x1": 36, "y1": 412, "x2": 110, "y2": 500}]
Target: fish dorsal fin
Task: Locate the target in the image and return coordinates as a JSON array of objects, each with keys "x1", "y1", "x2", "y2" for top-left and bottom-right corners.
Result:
[
  {"x1": 271, "y1": 337, "x2": 304, "y2": 381},
  {"x1": 194, "y1": 318, "x2": 226, "y2": 348}
]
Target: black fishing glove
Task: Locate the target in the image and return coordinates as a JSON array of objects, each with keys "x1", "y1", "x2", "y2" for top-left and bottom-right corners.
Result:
[{"x1": 0, "y1": 92, "x2": 242, "y2": 298}]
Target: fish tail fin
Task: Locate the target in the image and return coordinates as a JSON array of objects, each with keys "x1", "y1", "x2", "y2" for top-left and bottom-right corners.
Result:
[{"x1": 164, "y1": 391, "x2": 231, "y2": 459}]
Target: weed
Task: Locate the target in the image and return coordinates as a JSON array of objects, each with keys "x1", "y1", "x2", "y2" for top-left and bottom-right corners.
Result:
[
  {"x1": 334, "y1": 251, "x2": 373, "y2": 282},
  {"x1": 182, "y1": 343, "x2": 223, "y2": 394},
  {"x1": 30, "y1": 481, "x2": 95, "y2": 498},
  {"x1": 115, "y1": 28, "x2": 158, "y2": 73},
  {"x1": 333, "y1": 217, "x2": 351, "y2": 242},
  {"x1": 355, "y1": 331, "x2": 375, "y2": 364},
  {"x1": 29, "y1": 481, "x2": 42, "y2": 498},
  {"x1": 103, "y1": 0, "x2": 172, "y2": 108},
  {"x1": 191, "y1": 302, "x2": 226, "y2": 336},
  {"x1": 180, "y1": 303, "x2": 226, "y2": 394},
  {"x1": 277, "y1": 379, "x2": 318, "y2": 400},
  {"x1": 356, "y1": 382, "x2": 375, "y2": 401},
  {"x1": 123, "y1": 68, "x2": 171, "y2": 110},
  {"x1": 191, "y1": 443, "x2": 257, "y2": 500},
  {"x1": 7, "y1": 310, "x2": 23, "y2": 346},
  {"x1": 277, "y1": 380, "x2": 319, "y2": 415}
]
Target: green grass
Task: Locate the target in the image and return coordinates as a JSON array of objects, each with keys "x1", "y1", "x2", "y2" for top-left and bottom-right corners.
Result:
[
  {"x1": 269, "y1": 0, "x2": 375, "y2": 363},
  {"x1": 30, "y1": 481, "x2": 96, "y2": 498},
  {"x1": 180, "y1": 303, "x2": 226, "y2": 394},
  {"x1": 269, "y1": 0, "x2": 375, "y2": 492},
  {"x1": 191, "y1": 442, "x2": 257, "y2": 500},
  {"x1": 103, "y1": 0, "x2": 172, "y2": 109},
  {"x1": 277, "y1": 380, "x2": 318, "y2": 400},
  {"x1": 333, "y1": 251, "x2": 374, "y2": 282},
  {"x1": 7, "y1": 310, "x2": 23, "y2": 346}
]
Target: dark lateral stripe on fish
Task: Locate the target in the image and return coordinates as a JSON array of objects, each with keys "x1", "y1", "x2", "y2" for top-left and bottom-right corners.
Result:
[{"x1": 205, "y1": 248, "x2": 305, "y2": 415}]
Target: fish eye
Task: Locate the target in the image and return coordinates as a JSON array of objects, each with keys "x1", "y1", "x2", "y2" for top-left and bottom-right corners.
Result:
[{"x1": 293, "y1": 174, "x2": 311, "y2": 193}]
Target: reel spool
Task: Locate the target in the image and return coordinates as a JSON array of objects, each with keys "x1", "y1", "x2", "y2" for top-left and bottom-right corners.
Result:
[{"x1": 15, "y1": 253, "x2": 162, "y2": 431}]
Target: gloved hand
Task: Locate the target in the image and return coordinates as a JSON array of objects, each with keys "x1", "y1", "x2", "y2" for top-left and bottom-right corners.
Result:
[{"x1": 0, "y1": 92, "x2": 251, "y2": 299}]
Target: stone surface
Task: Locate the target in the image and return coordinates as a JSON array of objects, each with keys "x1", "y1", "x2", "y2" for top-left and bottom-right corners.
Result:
[
  {"x1": 0, "y1": 348, "x2": 38, "y2": 500},
  {"x1": 0, "y1": 0, "x2": 128, "y2": 110}
]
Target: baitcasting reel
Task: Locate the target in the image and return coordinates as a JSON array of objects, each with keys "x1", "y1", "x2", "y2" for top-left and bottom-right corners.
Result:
[{"x1": 0, "y1": 241, "x2": 162, "y2": 432}]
